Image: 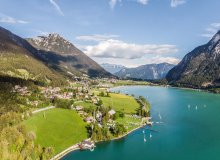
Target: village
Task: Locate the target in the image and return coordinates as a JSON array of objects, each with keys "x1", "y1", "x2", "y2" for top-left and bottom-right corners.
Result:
[{"x1": 11, "y1": 78, "x2": 152, "y2": 154}]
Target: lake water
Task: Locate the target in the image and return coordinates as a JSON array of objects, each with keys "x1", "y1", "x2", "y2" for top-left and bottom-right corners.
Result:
[{"x1": 62, "y1": 86, "x2": 220, "y2": 160}]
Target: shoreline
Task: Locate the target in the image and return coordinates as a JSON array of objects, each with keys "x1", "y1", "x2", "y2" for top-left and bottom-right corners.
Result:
[
  {"x1": 51, "y1": 84, "x2": 208, "y2": 160},
  {"x1": 51, "y1": 124, "x2": 144, "y2": 160},
  {"x1": 113, "y1": 84, "x2": 216, "y2": 94},
  {"x1": 51, "y1": 85, "x2": 149, "y2": 160}
]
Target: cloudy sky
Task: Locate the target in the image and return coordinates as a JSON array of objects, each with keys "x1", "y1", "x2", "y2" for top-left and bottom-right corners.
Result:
[{"x1": 0, "y1": 0, "x2": 220, "y2": 67}]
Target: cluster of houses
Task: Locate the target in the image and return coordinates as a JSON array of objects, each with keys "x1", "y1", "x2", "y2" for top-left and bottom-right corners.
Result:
[
  {"x1": 12, "y1": 85, "x2": 31, "y2": 96},
  {"x1": 40, "y1": 86, "x2": 93, "y2": 101},
  {"x1": 26, "y1": 100, "x2": 39, "y2": 106},
  {"x1": 73, "y1": 105, "x2": 117, "y2": 128},
  {"x1": 73, "y1": 105, "x2": 96, "y2": 123},
  {"x1": 40, "y1": 87, "x2": 73, "y2": 100}
]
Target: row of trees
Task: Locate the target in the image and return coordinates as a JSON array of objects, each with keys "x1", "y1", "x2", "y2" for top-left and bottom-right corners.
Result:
[
  {"x1": 98, "y1": 91, "x2": 110, "y2": 97},
  {"x1": 85, "y1": 104, "x2": 127, "y2": 141},
  {"x1": 87, "y1": 122, "x2": 127, "y2": 141},
  {"x1": 53, "y1": 98, "x2": 74, "y2": 109},
  {"x1": 136, "y1": 96, "x2": 151, "y2": 117},
  {"x1": 0, "y1": 112, "x2": 53, "y2": 160}
]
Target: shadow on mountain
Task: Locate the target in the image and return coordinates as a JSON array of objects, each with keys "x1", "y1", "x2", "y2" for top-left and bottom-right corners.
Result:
[
  {"x1": 88, "y1": 69, "x2": 112, "y2": 77},
  {"x1": 0, "y1": 75, "x2": 44, "y2": 88}
]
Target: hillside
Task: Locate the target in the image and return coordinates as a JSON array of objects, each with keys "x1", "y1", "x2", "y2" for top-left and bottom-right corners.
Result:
[
  {"x1": 0, "y1": 26, "x2": 66, "y2": 86},
  {"x1": 166, "y1": 31, "x2": 220, "y2": 88},
  {"x1": 27, "y1": 34, "x2": 112, "y2": 78},
  {"x1": 115, "y1": 63, "x2": 175, "y2": 80}
]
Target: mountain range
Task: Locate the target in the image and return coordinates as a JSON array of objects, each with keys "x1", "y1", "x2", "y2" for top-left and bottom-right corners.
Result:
[
  {"x1": 115, "y1": 63, "x2": 175, "y2": 80},
  {"x1": 100, "y1": 63, "x2": 126, "y2": 74},
  {"x1": 166, "y1": 30, "x2": 220, "y2": 88},
  {"x1": 0, "y1": 26, "x2": 111, "y2": 86},
  {"x1": 27, "y1": 34, "x2": 111, "y2": 78},
  {"x1": 2, "y1": 25, "x2": 220, "y2": 89}
]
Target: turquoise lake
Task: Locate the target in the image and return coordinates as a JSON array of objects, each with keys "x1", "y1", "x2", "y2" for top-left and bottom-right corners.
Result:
[{"x1": 62, "y1": 86, "x2": 220, "y2": 160}]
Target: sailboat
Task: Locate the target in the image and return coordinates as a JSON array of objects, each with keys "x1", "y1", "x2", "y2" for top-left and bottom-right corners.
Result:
[
  {"x1": 150, "y1": 132, "x2": 152, "y2": 138},
  {"x1": 188, "y1": 104, "x2": 191, "y2": 109},
  {"x1": 158, "y1": 113, "x2": 162, "y2": 120}
]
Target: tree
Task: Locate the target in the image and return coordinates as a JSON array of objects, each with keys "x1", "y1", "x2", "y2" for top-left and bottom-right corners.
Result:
[
  {"x1": 91, "y1": 124, "x2": 103, "y2": 141},
  {"x1": 119, "y1": 112, "x2": 125, "y2": 118},
  {"x1": 97, "y1": 100, "x2": 103, "y2": 106},
  {"x1": 53, "y1": 98, "x2": 74, "y2": 109},
  {"x1": 102, "y1": 125, "x2": 111, "y2": 140},
  {"x1": 110, "y1": 123, "x2": 126, "y2": 137},
  {"x1": 0, "y1": 124, "x2": 53, "y2": 160},
  {"x1": 113, "y1": 112, "x2": 119, "y2": 120},
  {"x1": 99, "y1": 91, "x2": 105, "y2": 97}
]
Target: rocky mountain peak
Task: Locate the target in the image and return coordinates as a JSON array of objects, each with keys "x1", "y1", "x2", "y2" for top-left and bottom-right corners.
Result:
[
  {"x1": 115, "y1": 63, "x2": 175, "y2": 80},
  {"x1": 211, "y1": 31, "x2": 220, "y2": 43},
  {"x1": 166, "y1": 30, "x2": 220, "y2": 88},
  {"x1": 27, "y1": 33, "x2": 74, "y2": 54},
  {"x1": 208, "y1": 30, "x2": 220, "y2": 51}
]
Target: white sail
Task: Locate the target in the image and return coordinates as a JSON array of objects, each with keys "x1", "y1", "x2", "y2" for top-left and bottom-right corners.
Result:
[
  {"x1": 144, "y1": 135, "x2": 146, "y2": 142},
  {"x1": 188, "y1": 104, "x2": 191, "y2": 109},
  {"x1": 158, "y1": 113, "x2": 162, "y2": 120}
]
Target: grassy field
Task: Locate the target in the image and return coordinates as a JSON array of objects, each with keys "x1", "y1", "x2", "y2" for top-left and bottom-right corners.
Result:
[
  {"x1": 116, "y1": 115, "x2": 142, "y2": 131},
  {"x1": 23, "y1": 108, "x2": 87, "y2": 154},
  {"x1": 75, "y1": 101, "x2": 97, "y2": 109},
  {"x1": 114, "y1": 80, "x2": 150, "y2": 86},
  {"x1": 100, "y1": 93, "x2": 139, "y2": 114}
]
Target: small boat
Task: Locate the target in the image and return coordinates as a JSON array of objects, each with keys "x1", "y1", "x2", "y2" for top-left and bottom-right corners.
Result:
[
  {"x1": 204, "y1": 104, "x2": 206, "y2": 108},
  {"x1": 195, "y1": 106, "x2": 198, "y2": 110},
  {"x1": 158, "y1": 113, "x2": 162, "y2": 120},
  {"x1": 144, "y1": 135, "x2": 146, "y2": 142},
  {"x1": 90, "y1": 147, "x2": 95, "y2": 152},
  {"x1": 150, "y1": 133, "x2": 152, "y2": 138},
  {"x1": 188, "y1": 104, "x2": 191, "y2": 109},
  {"x1": 143, "y1": 130, "x2": 145, "y2": 134}
]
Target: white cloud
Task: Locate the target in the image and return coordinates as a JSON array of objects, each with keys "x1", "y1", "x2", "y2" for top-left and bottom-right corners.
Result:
[
  {"x1": 109, "y1": 0, "x2": 118, "y2": 9},
  {"x1": 76, "y1": 34, "x2": 119, "y2": 42},
  {"x1": 49, "y1": 0, "x2": 64, "y2": 16},
  {"x1": 201, "y1": 34, "x2": 214, "y2": 38},
  {"x1": 82, "y1": 39, "x2": 178, "y2": 59},
  {"x1": 137, "y1": 0, "x2": 149, "y2": 5},
  {"x1": 171, "y1": 0, "x2": 186, "y2": 7},
  {"x1": 109, "y1": 0, "x2": 149, "y2": 9},
  {"x1": 109, "y1": 0, "x2": 186, "y2": 9},
  {"x1": 34, "y1": 30, "x2": 49, "y2": 36},
  {"x1": 148, "y1": 56, "x2": 180, "y2": 65},
  {"x1": 94, "y1": 56, "x2": 180, "y2": 67},
  {"x1": 0, "y1": 15, "x2": 28, "y2": 24},
  {"x1": 201, "y1": 22, "x2": 220, "y2": 38}
]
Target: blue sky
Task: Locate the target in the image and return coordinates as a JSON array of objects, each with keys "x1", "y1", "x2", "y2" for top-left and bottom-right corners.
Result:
[{"x1": 0, "y1": 0, "x2": 220, "y2": 67}]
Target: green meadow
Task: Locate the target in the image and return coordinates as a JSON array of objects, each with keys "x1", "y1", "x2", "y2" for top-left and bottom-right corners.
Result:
[
  {"x1": 100, "y1": 93, "x2": 139, "y2": 114},
  {"x1": 23, "y1": 108, "x2": 88, "y2": 154}
]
